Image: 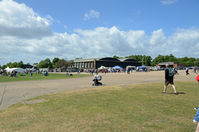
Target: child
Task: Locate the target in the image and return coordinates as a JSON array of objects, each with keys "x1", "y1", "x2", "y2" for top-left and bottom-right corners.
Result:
[{"x1": 194, "y1": 108, "x2": 199, "y2": 132}]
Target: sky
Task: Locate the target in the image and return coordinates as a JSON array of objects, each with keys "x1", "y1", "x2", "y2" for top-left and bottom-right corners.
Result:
[{"x1": 0, "y1": 0, "x2": 199, "y2": 65}]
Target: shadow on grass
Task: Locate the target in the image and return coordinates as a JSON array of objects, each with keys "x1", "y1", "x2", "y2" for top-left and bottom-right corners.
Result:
[{"x1": 167, "y1": 92, "x2": 186, "y2": 95}]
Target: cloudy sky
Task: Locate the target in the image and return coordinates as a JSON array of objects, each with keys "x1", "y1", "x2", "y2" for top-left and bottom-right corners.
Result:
[{"x1": 0, "y1": 0, "x2": 199, "y2": 65}]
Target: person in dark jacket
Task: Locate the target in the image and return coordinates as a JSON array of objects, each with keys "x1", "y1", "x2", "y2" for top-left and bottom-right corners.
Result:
[{"x1": 162, "y1": 64, "x2": 177, "y2": 94}]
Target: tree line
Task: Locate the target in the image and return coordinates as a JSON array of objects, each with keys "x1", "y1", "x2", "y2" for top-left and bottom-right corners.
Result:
[
  {"x1": 0, "y1": 58, "x2": 73, "y2": 70},
  {"x1": 0, "y1": 54, "x2": 199, "y2": 69},
  {"x1": 117, "y1": 54, "x2": 199, "y2": 66}
]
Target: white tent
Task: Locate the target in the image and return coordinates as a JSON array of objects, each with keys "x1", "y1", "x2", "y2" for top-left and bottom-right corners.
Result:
[
  {"x1": 5, "y1": 67, "x2": 26, "y2": 73},
  {"x1": 98, "y1": 66, "x2": 108, "y2": 70}
]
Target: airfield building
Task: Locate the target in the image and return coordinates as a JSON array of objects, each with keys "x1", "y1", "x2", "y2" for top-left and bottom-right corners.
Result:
[
  {"x1": 70, "y1": 57, "x2": 141, "y2": 70},
  {"x1": 158, "y1": 62, "x2": 179, "y2": 68}
]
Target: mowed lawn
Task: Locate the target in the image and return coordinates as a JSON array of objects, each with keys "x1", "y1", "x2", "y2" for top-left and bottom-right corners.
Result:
[
  {"x1": 0, "y1": 81, "x2": 199, "y2": 132},
  {"x1": 0, "y1": 73, "x2": 90, "y2": 82}
]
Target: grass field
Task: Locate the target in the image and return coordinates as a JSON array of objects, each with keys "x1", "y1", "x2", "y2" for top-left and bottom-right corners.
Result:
[
  {"x1": 0, "y1": 73, "x2": 90, "y2": 82},
  {"x1": 0, "y1": 81, "x2": 199, "y2": 132}
]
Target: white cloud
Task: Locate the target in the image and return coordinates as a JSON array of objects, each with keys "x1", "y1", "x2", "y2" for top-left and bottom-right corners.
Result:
[
  {"x1": 84, "y1": 9, "x2": 100, "y2": 20},
  {"x1": 160, "y1": 0, "x2": 178, "y2": 5},
  {"x1": 0, "y1": 0, "x2": 53, "y2": 38},
  {"x1": 166, "y1": 28, "x2": 199, "y2": 56},
  {"x1": 0, "y1": 0, "x2": 199, "y2": 65},
  {"x1": 150, "y1": 29, "x2": 166, "y2": 45}
]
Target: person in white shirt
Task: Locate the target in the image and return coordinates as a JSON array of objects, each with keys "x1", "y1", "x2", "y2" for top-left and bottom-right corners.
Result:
[{"x1": 93, "y1": 72, "x2": 102, "y2": 86}]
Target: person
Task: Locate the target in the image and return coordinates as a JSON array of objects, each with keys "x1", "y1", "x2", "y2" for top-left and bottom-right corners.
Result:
[
  {"x1": 196, "y1": 75, "x2": 199, "y2": 84},
  {"x1": 162, "y1": 64, "x2": 177, "y2": 94},
  {"x1": 30, "y1": 70, "x2": 32, "y2": 77},
  {"x1": 43, "y1": 70, "x2": 48, "y2": 77},
  {"x1": 92, "y1": 72, "x2": 102, "y2": 86},
  {"x1": 13, "y1": 70, "x2": 17, "y2": 77},
  {"x1": 193, "y1": 107, "x2": 199, "y2": 132},
  {"x1": 194, "y1": 66, "x2": 197, "y2": 74},
  {"x1": 186, "y1": 67, "x2": 189, "y2": 75},
  {"x1": 174, "y1": 66, "x2": 179, "y2": 75}
]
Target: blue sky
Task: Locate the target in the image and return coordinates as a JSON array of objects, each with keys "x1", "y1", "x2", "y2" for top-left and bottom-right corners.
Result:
[
  {"x1": 15, "y1": 0, "x2": 199, "y2": 34},
  {"x1": 0, "y1": 0, "x2": 199, "y2": 64}
]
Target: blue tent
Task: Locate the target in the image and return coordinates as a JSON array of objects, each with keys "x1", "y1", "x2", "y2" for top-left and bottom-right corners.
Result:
[
  {"x1": 113, "y1": 66, "x2": 122, "y2": 69},
  {"x1": 137, "y1": 66, "x2": 147, "y2": 68}
]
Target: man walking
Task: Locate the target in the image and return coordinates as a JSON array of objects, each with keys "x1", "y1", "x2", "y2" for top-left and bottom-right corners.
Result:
[
  {"x1": 186, "y1": 67, "x2": 189, "y2": 75},
  {"x1": 162, "y1": 64, "x2": 177, "y2": 94}
]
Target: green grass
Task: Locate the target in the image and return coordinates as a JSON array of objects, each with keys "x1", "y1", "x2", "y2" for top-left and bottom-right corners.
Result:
[
  {"x1": 0, "y1": 73, "x2": 90, "y2": 82},
  {"x1": 0, "y1": 81, "x2": 199, "y2": 132}
]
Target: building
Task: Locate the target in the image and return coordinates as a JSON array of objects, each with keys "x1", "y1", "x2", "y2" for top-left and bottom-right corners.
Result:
[
  {"x1": 158, "y1": 62, "x2": 179, "y2": 68},
  {"x1": 71, "y1": 57, "x2": 141, "y2": 70}
]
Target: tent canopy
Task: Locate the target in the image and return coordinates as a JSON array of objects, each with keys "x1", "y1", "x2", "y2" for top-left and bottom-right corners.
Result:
[
  {"x1": 5, "y1": 67, "x2": 26, "y2": 73},
  {"x1": 137, "y1": 66, "x2": 147, "y2": 68},
  {"x1": 98, "y1": 66, "x2": 108, "y2": 70},
  {"x1": 113, "y1": 66, "x2": 122, "y2": 69}
]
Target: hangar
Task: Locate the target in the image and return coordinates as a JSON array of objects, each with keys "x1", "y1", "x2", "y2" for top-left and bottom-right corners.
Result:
[{"x1": 71, "y1": 57, "x2": 141, "y2": 70}]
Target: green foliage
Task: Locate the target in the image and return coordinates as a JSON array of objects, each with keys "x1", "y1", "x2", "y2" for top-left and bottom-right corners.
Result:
[
  {"x1": 178, "y1": 57, "x2": 196, "y2": 66},
  {"x1": 113, "y1": 55, "x2": 120, "y2": 59},
  {"x1": 1, "y1": 61, "x2": 26, "y2": 69},
  {"x1": 18, "y1": 61, "x2": 25, "y2": 68},
  {"x1": 56, "y1": 59, "x2": 67, "y2": 68},
  {"x1": 1, "y1": 54, "x2": 199, "y2": 69},
  {"x1": 126, "y1": 55, "x2": 152, "y2": 66},
  {"x1": 38, "y1": 58, "x2": 52, "y2": 68},
  {"x1": 126, "y1": 55, "x2": 142, "y2": 61},
  {"x1": 1, "y1": 65, "x2": 6, "y2": 69},
  {"x1": 151, "y1": 54, "x2": 178, "y2": 66},
  {"x1": 143, "y1": 55, "x2": 152, "y2": 66},
  {"x1": 55, "y1": 59, "x2": 73, "y2": 69},
  {"x1": 194, "y1": 59, "x2": 199, "y2": 66},
  {"x1": 52, "y1": 57, "x2": 60, "y2": 68}
]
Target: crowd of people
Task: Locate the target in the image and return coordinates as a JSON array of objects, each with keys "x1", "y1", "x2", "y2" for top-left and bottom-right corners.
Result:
[{"x1": 0, "y1": 69, "x2": 48, "y2": 78}]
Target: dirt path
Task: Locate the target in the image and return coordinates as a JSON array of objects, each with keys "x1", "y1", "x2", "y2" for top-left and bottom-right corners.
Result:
[{"x1": 0, "y1": 70, "x2": 197, "y2": 110}]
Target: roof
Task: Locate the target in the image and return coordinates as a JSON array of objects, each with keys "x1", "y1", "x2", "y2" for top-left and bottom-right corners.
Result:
[
  {"x1": 158, "y1": 62, "x2": 177, "y2": 65},
  {"x1": 73, "y1": 58, "x2": 101, "y2": 62},
  {"x1": 74, "y1": 57, "x2": 139, "y2": 62}
]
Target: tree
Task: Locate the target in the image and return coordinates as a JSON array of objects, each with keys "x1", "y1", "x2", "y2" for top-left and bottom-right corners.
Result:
[
  {"x1": 177, "y1": 57, "x2": 196, "y2": 66},
  {"x1": 52, "y1": 57, "x2": 60, "y2": 68},
  {"x1": 1, "y1": 65, "x2": 6, "y2": 70},
  {"x1": 164, "y1": 54, "x2": 177, "y2": 62},
  {"x1": 56, "y1": 59, "x2": 68, "y2": 69},
  {"x1": 55, "y1": 59, "x2": 73, "y2": 71},
  {"x1": 194, "y1": 59, "x2": 199, "y2": 66},
  {"x1": 126, "y1": 55, "x2": 152, "y2": 66},
  {"x1": 113, "y1": 55, "x2": 120, "y2": 59},
  {"x1": 17, "y1": 61, "x2": 25, "y2": 68},
  {"x1": 187, "y1": 57, "x2": 196, "y2": 66},
  {"x1": 127, "y1": 55, "x2": 142, "y2": 62},
  {"x1": 151, "y1": 54, "x2": 165, "y2": 66},
  {"x1": 144, "y1": 56, "x2": 152, "y2": 66},
  {"x1": 38, "y1": 58, "x2": 52, "y2": 68}
]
